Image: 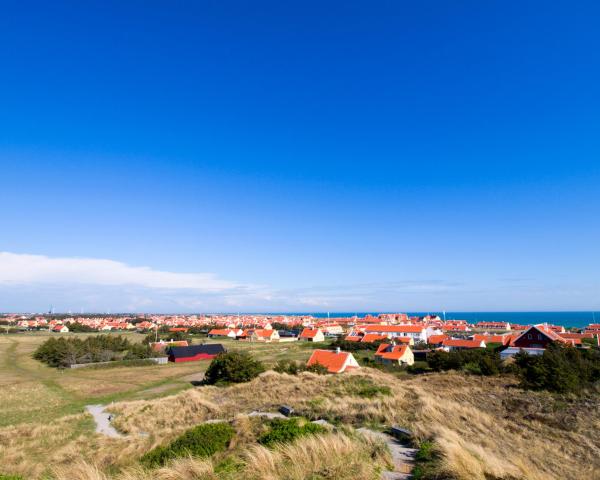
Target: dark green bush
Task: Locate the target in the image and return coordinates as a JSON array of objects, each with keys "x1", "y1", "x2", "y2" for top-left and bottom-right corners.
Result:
[
  {"x1": 204, "y1": 351, "x2": 265, "y2": 385},
  {"x1": 33, "y1": 335, "x2": 157, "y2": 368},
  {"x1": 258, "y1": 418, "x2": 325, "y2": 446},
  {"x1": 141, "y1": 422, "x2": 235, "y2": 467},
  {"x1": 426, "y1": 349, "x2": 502, "y2": 376},
  {"x1": 514, "y1": 343, "x2": 600, "y2": 394},
  {"x1": 330, "y1": 338, "x2": 386, "y2": 352},
  {"x1": 412, "y1": 440, "x2": 442, "y2": 480},
  {"x1": 305, "y1": 362, "x2": 329, "y2": 375},
  {"x1": 274, "y1": 359, "x2": 303, "y2": 375}
]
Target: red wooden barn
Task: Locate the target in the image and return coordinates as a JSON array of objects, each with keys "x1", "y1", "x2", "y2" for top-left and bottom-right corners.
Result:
[{"x1": 167, "y1": 344, "x2": 226, "y2": 362}]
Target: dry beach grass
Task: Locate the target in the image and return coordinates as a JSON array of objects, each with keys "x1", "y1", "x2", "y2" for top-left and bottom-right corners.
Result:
[{"x1": 1, "y1": 334, "x2": 598, "y2": 479}]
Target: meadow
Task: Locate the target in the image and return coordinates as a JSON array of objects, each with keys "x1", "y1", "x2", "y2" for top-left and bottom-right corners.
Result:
[{"x1": 0, "y1": 333, "x2": 599, "y2": 480}]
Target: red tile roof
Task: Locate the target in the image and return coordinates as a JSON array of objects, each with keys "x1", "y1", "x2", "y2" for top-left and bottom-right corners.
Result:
[
  {"x1": 300, "y1": 328, "x2": 321, "y2": 338},
  {"x1": 364, "y1": 325, "x2": 425, "y2": 333},
  {"x1": 442, "y1": 339, "x2": 485, "y2": 349},
  {"x1": 360, "y1": 334, "x2": 388, "y2": 343},
  {"x1": 306, "y1": 349, "x2": 357, "y2": 373}
]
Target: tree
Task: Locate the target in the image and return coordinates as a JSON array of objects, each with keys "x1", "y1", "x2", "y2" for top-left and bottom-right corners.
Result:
[{"x1": 204, "y1": 351, "x2": 265, "y2": 385}]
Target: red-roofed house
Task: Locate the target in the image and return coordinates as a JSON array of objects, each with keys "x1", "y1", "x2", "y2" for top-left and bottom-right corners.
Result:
[
  {"x1": 427, "y1": 334, "x2": 449, "y2": 347},
  {"x1": 208, "y1": 329, "x2": 239, "y2": 339},
  {"x1": 306, "y1": 349, "x2": 359, "y2": 373},
  {"x1": 472, "y1": 334, "x2": 511, "y2": 346},
  {"x1": 52, "y1": 325, "x2": 69, "y2": 333},
  {"x1": 250, "y1": 329, "x2": 280, "y2": 342},
  {"x1": 363, "y1": 325, "x2": 428, "y2": 343},
  {"x1": 375, "y1": 344, "x2": 415, "y2": 366},
  {"x1": 344, "y1": 332, "x2": 363, "y2": 342},
  {"x1": 442, "y1": 338, "x2": 486, "y2": 351},
  {"x1": 511, "y1": 325, "x2": 570, "y2": 349},
  {"x1": 299, "y1": 328, "x2": 325, "y2": 342},
  {"x1": 360, "y1": 333, "x2": 390, "y2": 344}
]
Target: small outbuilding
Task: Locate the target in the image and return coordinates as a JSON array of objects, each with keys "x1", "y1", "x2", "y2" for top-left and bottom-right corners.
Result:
[{"x1": 167, "y1": 344, "x2": 226, "y2": 363}]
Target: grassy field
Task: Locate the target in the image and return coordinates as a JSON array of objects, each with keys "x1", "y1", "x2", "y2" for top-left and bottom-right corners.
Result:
[
  {"x1": 1, "y1": 332, "x2": 599, "y2": 480},
  {"x1": 0, "y1": 333, "x2": 322, "y2": 428}
]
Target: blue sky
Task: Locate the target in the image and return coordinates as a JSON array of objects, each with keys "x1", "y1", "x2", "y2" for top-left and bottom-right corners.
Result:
[{"x1": 1, "y1": 1, "x2": 599, "y2": 312}]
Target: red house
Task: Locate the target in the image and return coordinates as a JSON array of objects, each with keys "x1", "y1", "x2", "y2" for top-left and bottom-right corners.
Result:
[
  {"x1": 511, "y1": 325, "x2": 571, "y2": 349},
  {"x1": 167, "y1": 344, "x2": 226, "y2": 362}
]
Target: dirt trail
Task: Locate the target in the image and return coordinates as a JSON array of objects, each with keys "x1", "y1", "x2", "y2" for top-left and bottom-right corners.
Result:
[
  {"x1": 85, "y1": 404, "x2": 123, "y2": 438},
  {"x1": 358, "y1": 428, "x2": 417, "y2": 480}
]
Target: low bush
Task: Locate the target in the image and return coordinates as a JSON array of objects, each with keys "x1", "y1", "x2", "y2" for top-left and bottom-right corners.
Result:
[
  {"x1": 204, "y1": 351, "x2": 265, "y2": 385},
  {"x1": 258, "y1": 418, "x2": 326, "y2": 447},
  {"x1": 336, "y1": 377, "x2": 392, "y2": 398},
  {"x1": 426, "y1": 349, "x2": 503, "y2": 376},
  {"x1": 330, "y1": 338, "x2": 386, "y2": 352},
  {"x1": 33, "y1": 335, "x2": 157, "y2": 368},
  {"x1": 411, "y1": 440, "x2": 442, "y2": 480},
  {"x1": 515, "y1": 343, "x2": 600, "y2": 394},
  {"x1": 140, "y1": 422, "x2": 235, "y2": 467}
]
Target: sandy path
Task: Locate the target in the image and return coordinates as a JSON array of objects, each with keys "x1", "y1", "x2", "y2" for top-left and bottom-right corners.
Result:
[
  {"x1": 86, "y1": 404, "x2": 123, "y2": 438},
  {"x1": 358, "y1": 428, "x2": 417, "y2": 480}
]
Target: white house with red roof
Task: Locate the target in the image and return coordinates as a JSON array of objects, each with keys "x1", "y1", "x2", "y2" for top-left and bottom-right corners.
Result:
[
  {"x1": 299, "y1": 328, "x2": 325, "y2": 342},
  {"x1": 374, "y1": 343, "x2": 415, "y2": 366},
  {"x1": 306, "y1": 349, "x2": 360, "y2": 373},
  {"x1": 250, "y1": 329, "x2": 280, "y2": 342},
  {"x1": 442, "y1": 338, "x2": 486, "y2": 351},
  {"x1": 362, "y1": 325, "x2": 432, "y2": 343}
]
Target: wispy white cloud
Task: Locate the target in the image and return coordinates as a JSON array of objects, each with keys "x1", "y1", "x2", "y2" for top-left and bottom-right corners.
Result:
[{"x1": 0, "y1": 252, "x2": 238, "y2": 292}]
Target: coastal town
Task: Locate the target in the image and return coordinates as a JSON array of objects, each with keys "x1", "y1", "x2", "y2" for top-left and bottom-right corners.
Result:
[{"x1": 3, "y1": 312, "x2": 599, "y2": 371}]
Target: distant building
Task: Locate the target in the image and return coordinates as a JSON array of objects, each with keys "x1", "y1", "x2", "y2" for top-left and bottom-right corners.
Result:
[
  {"x1": 512, "y1": 325, "x2": 571, "y2": 349},
  {"x1": 167, "y1": 344, "x2": 226, "y2": 362},
  {"x1": 375, "y1": 344, "x2": 415, "y2": 366},
  {"x1": 299, "y1": 328, "x2": 325, "y2": 342},
  {"x1": 442, "y1": 338, "x2": 486, "y2": 351}
]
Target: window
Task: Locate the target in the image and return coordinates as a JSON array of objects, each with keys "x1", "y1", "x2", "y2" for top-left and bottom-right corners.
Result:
[
  {"x1": 527, "y1": 334, "x2": 532, "y2": 339},
  {"x1": 538, "y1": 334, "x2": 542, "y2": 340}
]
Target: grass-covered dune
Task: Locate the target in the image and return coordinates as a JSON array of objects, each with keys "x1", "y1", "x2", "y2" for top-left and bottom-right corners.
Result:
[{"x1": 1, "y1": 333, "x2": 598, "y2": 480}]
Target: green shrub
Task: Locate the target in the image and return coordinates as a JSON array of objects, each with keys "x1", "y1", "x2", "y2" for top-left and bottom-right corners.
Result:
[
  {"x1": 426, "y1": 349, "x2": 503, "y2": 376},
  {"x1": 330, "y1": 338, "x2": 386, "y2": 352},
  {"x1": 204, "y1": 351, "x2": 265, "y2": 385},
  {"x1": 0, "y1": 475, "x2": 24, "y2": 480},
  {"x1": 33, "y1": 335, "x2": 157, "y2": 368},
  {"x1": 141, "y1": 422, "x2": 235, "y2": 467},
  {"x1": 412, "y1": 440, "x2": 441, "y2": 480},
  {"x1": 274, "y1": 359, "x2": 303, "y2": 375},
  {"x1": 305, "y1": 362, "x2": 329, "y2": 375},
  {"x1": 514, "y1": 343, "x2": 600, "y2": 394},
  {"x1": 337, "y1": 377, "x2": 392, "y2": 398},
  {"x1": 258, "y1": 418, "x2": 326, "y2": 447}
]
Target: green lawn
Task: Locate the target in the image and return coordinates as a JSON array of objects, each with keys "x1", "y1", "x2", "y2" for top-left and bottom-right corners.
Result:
[{"x1": 0, "y1": 332, "x2": 331, "y2": 427}]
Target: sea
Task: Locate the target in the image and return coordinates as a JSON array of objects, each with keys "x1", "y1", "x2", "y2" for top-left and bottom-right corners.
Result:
[{"x1": 265, "y1": 312, "x2": 599, "y2": 330}]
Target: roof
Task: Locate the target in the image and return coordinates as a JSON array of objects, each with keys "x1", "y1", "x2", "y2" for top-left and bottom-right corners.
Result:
[
  {"x1": 300, "y1": 328, "x2": 322, "y2": 338},
  {"x1": 513, "y1": 324, "x2": 570, "y2": 345},
  {"x1": 344, "y1": 334, "x2": 362, "y2": 342},
  {"x1": 375, "y1": 343, "x2": 411, "y2": 360},
  {"x1": 427, "y1": 334, "x2": 448, "y2": 345},
  {"x1": 208, "y1": 329, "x2": 233, "y2": 336},
  {"x1": 361, "y1": 334, "x2": 388, "y2": 343},
  {"x1": 442, "y1": 339, "x2": 485, "y2": 349},
  {"x1": 364, "y1": 325, "x2": 425, "y2": 334},
  {"x1": 253, "y1": 329, "x2": 276, "y2": 338},
  {"x1": 168, "y1": 344, "x2": 226, "y2": 358},
  {"x1": 306, "y1": 349, "x2": 355, "y2": 373},
  {"x1": 472, "y1": 334, "x2": 510, "y2": 345}
]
